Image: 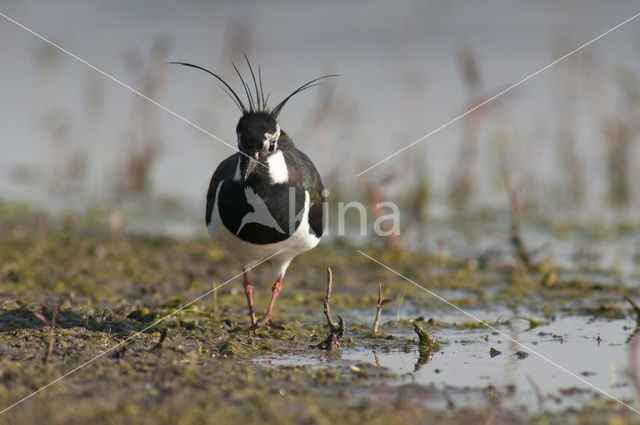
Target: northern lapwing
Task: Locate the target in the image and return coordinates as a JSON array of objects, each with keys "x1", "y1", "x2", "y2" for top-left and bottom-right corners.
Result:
[{"x1": 171, "y1": 58, "x2": 333, "y2": 330}]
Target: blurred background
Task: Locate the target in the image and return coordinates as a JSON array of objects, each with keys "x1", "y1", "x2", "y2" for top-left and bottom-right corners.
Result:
[{"x1": 1, "y1": 0, "x2": 639, "y2": 242}]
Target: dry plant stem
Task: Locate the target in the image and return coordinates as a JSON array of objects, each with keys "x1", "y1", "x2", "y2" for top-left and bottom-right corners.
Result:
[
  {"x1": 625, "y1": 296, "x2": 640, "y2": 328},
  {"x1": 323, "y1": 268, "x2": 335, "y2": 328},
  {"x1": 482, "y1": 396, "x2": 500, "y2": 425},
  {"x1": 442, "y1": 391, "x2": 455, "y2": 409},
  {"x1": 373, "y1": 283, "x2": 393, "y2": 335},
  {"x1": 630, "y1": 332, "x2": 640, "y2": 410},
  {"x1": 313, "y1": 267, "x2": 345, "y2": 351},
  {"x1": 602, "y1": 109, "x2": 637, "y2": 207},
  {"x1": 34, "y1": 302, "x2": 58, "y2": 364},
  {"x1": 121, "y1": 36, "x2": 169, "y2": 193},
  {"x1": 395, "y1": 290, "x2": 405, "y2": 322},
  {"x1": 437, "y1": 238, "x2": 446, "y2": 275},
  {"x1": 449, "y1": 46, "x2": 486, "y2": 211},
  {"x1": 503, "y1": 170, "x2": 532, "y2": 274},
  {"x1": 373, "y1": 285, "x2": 382, "y2": 334},
  {"x1": 526, "y1": 375, "x2": 545, "y2": 407},
  {"x1": 365, "y1": 175, "x2": 400, "y2": 249},
  {"x1": 373, "y1": 352, "x2": 381, "y2": 367}
]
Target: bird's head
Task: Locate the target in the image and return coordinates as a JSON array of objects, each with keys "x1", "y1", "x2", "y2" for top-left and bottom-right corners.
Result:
[
  {"x1": 236, "y1": 112, "x2": 280, "y2": 180},
  {"x1": 170, "y1": 55, "x2": 336, "y2": 181}
]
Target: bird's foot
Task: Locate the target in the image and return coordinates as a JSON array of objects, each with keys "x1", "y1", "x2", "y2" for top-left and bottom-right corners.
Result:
[
  {"x1": 264, "y1": 318, "x2": 284, "y2": 330},
  {"x1": 245, "y1": 316, "x2": 284, "y2": 332}
]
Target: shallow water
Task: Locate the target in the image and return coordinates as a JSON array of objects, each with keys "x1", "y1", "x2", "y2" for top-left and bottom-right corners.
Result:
[{"x1": 255, "y1": 315, "x2": 635, "y2": 411}]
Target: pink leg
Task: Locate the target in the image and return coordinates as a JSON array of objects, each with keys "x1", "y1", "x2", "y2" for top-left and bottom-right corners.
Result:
[
  {"x1": 262, "y1": 276, "x2": 283, "y2": 326},
  {"x1": 247, "y1": 276, "x2": 284, "y2": 331},
  {"x1": 243, "y1": 271, "x2": 257, "y2": 327}
]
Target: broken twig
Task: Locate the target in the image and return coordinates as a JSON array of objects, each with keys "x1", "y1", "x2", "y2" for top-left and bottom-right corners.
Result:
[
  {"x1": 413, "y1": 322, "x2": 440, "y2": 351},
  {"x1": 312, "y1": 268, "x2": 345, "y2": 351},
  {"x1": 373, "y1": 283, "x2": 393, "y2": 334},
  {"x1": 413, "y1": 322, "x2": 440, "y2": 370}
]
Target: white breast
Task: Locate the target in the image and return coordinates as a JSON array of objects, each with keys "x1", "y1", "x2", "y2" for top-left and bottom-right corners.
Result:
[{"x1": 266, "y1": 151, "x2": 289, "y2": 184}]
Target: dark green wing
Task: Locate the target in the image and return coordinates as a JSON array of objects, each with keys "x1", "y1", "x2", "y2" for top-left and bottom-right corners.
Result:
[{"x1": 292, "y1": 148, "x2": 325, "y2": 237}]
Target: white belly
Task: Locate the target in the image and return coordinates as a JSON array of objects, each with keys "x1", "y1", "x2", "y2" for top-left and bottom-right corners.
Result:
[{"x1": 207, "y1": 181, "x2": 320, "y2": 278}]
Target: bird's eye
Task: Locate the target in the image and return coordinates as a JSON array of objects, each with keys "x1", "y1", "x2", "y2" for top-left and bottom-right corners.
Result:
[{"x1": 269, "y1": 140, "x2": 276, "y2": 152}]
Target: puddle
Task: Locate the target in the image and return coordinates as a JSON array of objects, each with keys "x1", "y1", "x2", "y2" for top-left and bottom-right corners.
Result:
[{"x1": 255, "y1": 315, "x2": 635, "y2": 410}]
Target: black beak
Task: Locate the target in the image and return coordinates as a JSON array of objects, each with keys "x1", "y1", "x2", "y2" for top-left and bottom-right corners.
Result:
[{"x1": 240, "y1": 154, "x2": 259, "y2": 182}]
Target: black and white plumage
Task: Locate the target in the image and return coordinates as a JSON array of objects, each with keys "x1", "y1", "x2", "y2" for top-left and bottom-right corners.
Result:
[
  {"x1": 172, "y1": 59, "x2": 331, "y2": 330},
  {"x1": 206, "y1": 125, "x2": 324, "y2": 280}
]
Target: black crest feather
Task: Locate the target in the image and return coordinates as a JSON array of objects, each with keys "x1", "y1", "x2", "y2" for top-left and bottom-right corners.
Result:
[
  {"x1": 270, "y1": 74, "x2": 337, "y2": 117},
  {"x1": 168, "y1": 61, "x2": 248, "y2": 113},
  {"x1": 170, "y1": 57, "x2": 336, "y2": 117}
]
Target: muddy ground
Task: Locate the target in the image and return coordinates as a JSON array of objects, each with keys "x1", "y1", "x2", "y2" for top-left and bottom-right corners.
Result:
[{"x1": 1, "y1": 204, "x2": 640, "y2": 424}]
